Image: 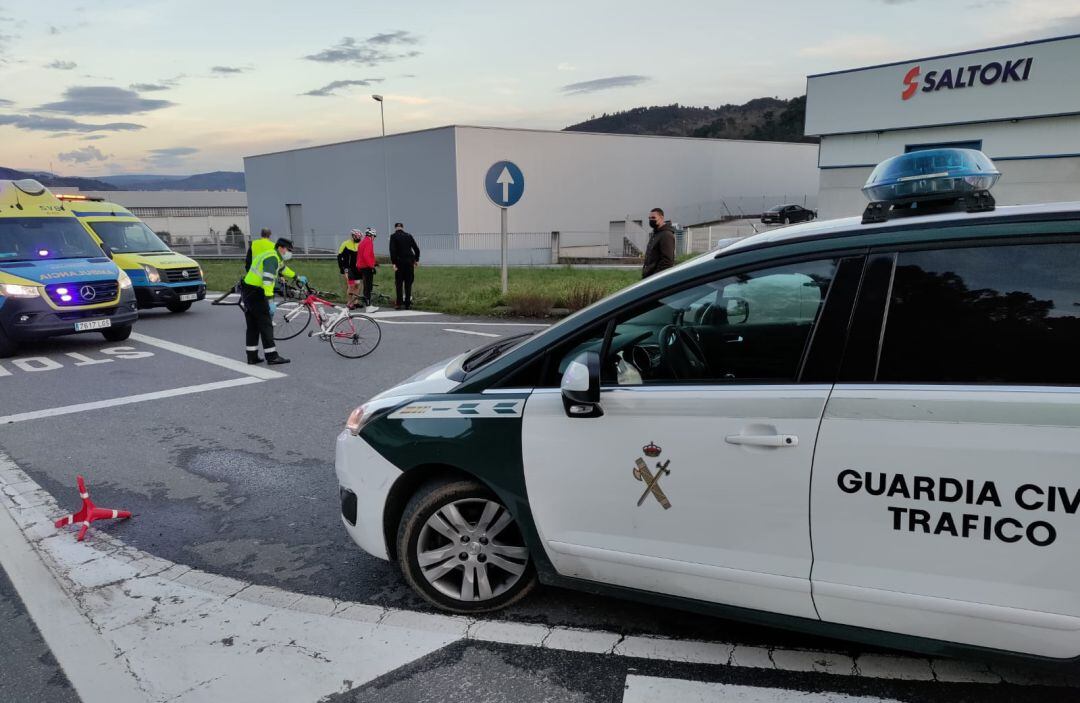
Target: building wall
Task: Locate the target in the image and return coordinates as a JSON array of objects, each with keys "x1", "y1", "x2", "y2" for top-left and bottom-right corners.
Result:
[
  {"x1": 818, "y1": 115, "x2": 1080, "y2": 168},
  {"x1": 244, "y1": 127, "x2": 459, "y2": 254},
  {"x1": 452, "y1": 126, "x2": 819, "y2": 236}
]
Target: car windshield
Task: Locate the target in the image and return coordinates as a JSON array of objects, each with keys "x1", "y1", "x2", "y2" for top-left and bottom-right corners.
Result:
[
  {"x1": 89, "y1": 220, "x2": 171, "y2": 253},
  {"x1": 0, "y1": 217, "x2": 106, "y2": 262}
]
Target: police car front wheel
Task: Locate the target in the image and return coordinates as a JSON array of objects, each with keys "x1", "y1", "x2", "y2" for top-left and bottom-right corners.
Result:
[{"x1": 397, "y1": 480, "x2": 536, "y2": 612}]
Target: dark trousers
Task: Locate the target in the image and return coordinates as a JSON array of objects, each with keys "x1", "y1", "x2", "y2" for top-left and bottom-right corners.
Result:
[
  {"x1": 360, "y1": 268, "x2": 374, "y2": 305},
  {"x1": 395, "y1": 264, "x2": 415, "y2": 307},
  {"x1": 241, "y1": 283, "x2": 275, "y2": 353}
]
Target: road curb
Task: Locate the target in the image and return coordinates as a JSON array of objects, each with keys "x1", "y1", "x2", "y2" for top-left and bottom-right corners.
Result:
[{"x1": 0, "y1": 451, "x2": 1076, "y2": 698}]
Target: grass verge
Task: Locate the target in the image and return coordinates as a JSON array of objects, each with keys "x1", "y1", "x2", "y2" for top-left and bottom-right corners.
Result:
[{"x1": 197, "y1": 259, "x2": 640, "y2": 317}]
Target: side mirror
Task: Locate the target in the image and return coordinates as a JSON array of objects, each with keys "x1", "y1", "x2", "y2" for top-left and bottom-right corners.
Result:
[
  {"x1": 725, "y1": 297, "x2": 749, "y2": 324},
  {"x1": 101, "y1": 245, "x2": 114, "y2": 260},
  {"x1": 561, "y1": 351, "x2": 603, "y2": 418}
]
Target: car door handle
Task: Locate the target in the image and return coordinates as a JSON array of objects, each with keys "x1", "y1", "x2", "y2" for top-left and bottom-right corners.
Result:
[{"x1": 725, "y1": 434, "x2": 799, "y2": 448}]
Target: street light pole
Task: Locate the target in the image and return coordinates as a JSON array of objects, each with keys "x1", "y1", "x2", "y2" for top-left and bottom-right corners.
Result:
[{"x1": 372, "y1": 95, "x2": 390, "y2": 245}]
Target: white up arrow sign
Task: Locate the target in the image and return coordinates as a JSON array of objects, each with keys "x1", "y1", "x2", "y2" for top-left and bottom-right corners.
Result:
[{"x1": 496, "y1": 166, "x2": 515, "y2": 204}]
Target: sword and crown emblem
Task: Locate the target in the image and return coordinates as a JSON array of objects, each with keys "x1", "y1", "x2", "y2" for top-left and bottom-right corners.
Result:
[{"x1": 633, "y1": 441, "x2": 671, "y2": 510}]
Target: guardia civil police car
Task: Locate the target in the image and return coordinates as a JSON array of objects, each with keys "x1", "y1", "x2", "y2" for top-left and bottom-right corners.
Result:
[{"x1": 336, "y1": 149, "x2": 1080, "y2": 661}]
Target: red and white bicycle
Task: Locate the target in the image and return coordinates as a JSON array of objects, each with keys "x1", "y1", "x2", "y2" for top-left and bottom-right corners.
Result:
[{"x1": 272, "y1": 283, "x2": 381, "y2": 359}]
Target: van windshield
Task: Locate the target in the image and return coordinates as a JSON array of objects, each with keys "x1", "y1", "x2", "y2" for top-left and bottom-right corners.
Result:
[
  {"x1": 89, "y1": 220, "x2": 171, "y2": 254},
  {"x1": 0, "y1": 217, "x2": 106, "y2": 262}
]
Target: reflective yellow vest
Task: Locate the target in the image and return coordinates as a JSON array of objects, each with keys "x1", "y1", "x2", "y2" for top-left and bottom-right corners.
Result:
[
  {"x1": 249, "y1": 238, "x2": 296, "y2": 279},
  {"x1": 243, "y1": 249, "x2": 282, "y2": 297}
]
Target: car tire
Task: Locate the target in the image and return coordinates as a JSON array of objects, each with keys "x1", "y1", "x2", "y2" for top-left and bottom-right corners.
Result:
[
  {"x1": 0, "y1": 326, "x2": 16, "y2": 358},
  {"x1": 166, "y1": 301, "x2": 193, "y2": 313},
  {"x1": 397, "y1": 479, "x2": 537, "y2": 613},
  {"x1": 101, "y1": 324, "x2": 133, "y2": 342}
]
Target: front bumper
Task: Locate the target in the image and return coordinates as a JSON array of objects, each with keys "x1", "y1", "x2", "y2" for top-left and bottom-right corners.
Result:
[
  {"x1": 0, "y1": 288, "x2": 139, "y2": 340},
  {"x1": 335, "y1": 429, "x2": 403, "y2": 561},
  {"x1": 135, "y1": 282, "x2": 206, "y2": 308}
]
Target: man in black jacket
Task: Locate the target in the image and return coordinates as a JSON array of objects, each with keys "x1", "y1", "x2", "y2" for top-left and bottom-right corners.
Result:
[
  {"x1": 389, "y1": 222, "x2": 420, "y2": 309},
  {"x1": 642, "y1": 207, "x2": 675, "y2": 279}
]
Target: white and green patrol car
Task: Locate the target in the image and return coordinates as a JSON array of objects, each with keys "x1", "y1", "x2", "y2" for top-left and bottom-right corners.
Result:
[{"x1": 336, "y1": 149, "x2": 1080, "y2": 662}]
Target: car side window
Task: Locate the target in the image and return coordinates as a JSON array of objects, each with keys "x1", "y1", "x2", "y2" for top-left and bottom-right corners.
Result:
[
  {"x1": 557, "y1": 259, "x2": 838, "y2": 385},
  {"x1": 878, "y1": 242, "x2": 1080, "y2": 385}
]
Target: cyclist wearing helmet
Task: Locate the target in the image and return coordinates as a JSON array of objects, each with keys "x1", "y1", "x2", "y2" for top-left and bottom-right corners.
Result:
[
  {"x1": 337, "y1": 228, "x2": 364, "y2": 309},
  {"x1": 358, "y1": 227, "x2": 378, "y2": 312}
]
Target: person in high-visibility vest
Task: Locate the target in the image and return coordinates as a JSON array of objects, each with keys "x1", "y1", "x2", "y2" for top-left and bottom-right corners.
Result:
[
  {"x1": 242, "y1": 237, "x2": 303, "y2": 365},
  {"x1": 246, "y1": 228, "x2": 300, "y2": 280}
]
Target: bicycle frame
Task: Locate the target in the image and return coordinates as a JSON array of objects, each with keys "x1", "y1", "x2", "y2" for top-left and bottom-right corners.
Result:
[{"x1": 284, "y1": 292, "x2": 352, "y2": 339}]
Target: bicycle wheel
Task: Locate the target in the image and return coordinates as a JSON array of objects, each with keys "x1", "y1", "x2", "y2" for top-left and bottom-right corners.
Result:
[
  {"x1": 273, "y1": 302, "x2": 312, "y2": 340},
  {"x1": 329, "y1": 313, "x2": 381, "y2": 358}
]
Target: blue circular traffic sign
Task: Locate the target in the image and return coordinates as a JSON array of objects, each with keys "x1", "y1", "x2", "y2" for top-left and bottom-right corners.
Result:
[{"x1": 484, "y1": 161, "x2": 524, "y2": 208}]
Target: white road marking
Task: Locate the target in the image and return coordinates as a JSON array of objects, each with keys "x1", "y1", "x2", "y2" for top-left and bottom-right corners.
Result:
[
  {"x1": 443, "y1": 328, "x2": 501, "y2": 338},
  {"x1": 376, "y1": 320, "x2": 548, "y2": 327},
  {"x1": 0, "y1": 472, "x2": 145, "y2": 703},
  {"x1": 622, "y1": 677, "x2": 900, "y2": 703},
  {"x1": 0, "y1": 456, "x2": 1075, "y2": 697},
  {"x1": 0, "y1": 377, "x2": 263, "y2": 424},
  {"x1": 130, "y1": 332, "x2": 286, "y2": 380}
]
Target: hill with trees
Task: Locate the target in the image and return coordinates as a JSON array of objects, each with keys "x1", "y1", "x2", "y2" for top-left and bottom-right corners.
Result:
[{"x1": 565, "y1": 96, "x2": 815, "y2": 144}]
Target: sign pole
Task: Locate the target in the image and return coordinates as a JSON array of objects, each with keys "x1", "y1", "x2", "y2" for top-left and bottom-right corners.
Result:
[{"x1": 500, "y1": 207, "x2": 508, "y2": 295}]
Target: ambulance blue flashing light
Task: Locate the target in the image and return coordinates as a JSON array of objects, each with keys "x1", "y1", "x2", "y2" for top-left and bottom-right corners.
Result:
[{"x1": 862, "y1": 148, "x2": 1000, "y2": 203}]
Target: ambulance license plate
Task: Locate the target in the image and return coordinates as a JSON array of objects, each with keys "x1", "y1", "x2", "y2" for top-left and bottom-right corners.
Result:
[
  {"x1": 75, "y1": 319, "x2": 111, "y2": 332},
  {"x1": 179, "y1": 293, "x2": 198, "y2": 301}
]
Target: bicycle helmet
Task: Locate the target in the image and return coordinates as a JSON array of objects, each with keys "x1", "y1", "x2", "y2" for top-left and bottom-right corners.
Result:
[{"x1": 364, "y1": 227, "x2": 376, "y2": 237}]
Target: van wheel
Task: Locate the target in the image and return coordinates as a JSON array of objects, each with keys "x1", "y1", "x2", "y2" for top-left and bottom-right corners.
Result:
[
  {"x1": 166, "y1": 301, "x2": 192, "y2": 313},
  {"x1": 397, "y1": 479, "x2": 536, "y2": 613},
  {"x1": 102, "y1": 325, "x2": 133, "y2": 342},
  {"x1": 0, "y1": 327, "x2": 16, "y2": 358}
]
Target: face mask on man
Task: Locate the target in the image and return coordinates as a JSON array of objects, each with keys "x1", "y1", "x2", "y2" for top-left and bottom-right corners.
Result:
[
  {"x1": 281, "y1": 251, "x2": 293, "y2": 261},
  {"x1": 648, "y1": 218, "x2": 658, "y2": 229}
]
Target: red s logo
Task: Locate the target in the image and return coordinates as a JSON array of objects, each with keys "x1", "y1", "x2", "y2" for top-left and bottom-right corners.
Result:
[{"x1": 902, "y1": 65, "x2": 921, "y2": 100}]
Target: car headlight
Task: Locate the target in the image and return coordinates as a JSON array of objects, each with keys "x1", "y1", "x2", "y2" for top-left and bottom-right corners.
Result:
[
  {"x1": 118, "y1": 270, "x2": 133, "y2": 289},
  {"x1": 142, "y1": 264, "x2": 161, "y2": 283},
  {"x1": 346, "y1": 396, "x2": 415, "y2": 435},
  {"x1": 1, "y1": 283, "x2": 40, "y2": 298}
]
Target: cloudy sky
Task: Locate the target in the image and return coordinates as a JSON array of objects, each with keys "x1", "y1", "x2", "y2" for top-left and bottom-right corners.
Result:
[{"x1": 0, "y1": 0, "x2": 1075, "y2": 175}]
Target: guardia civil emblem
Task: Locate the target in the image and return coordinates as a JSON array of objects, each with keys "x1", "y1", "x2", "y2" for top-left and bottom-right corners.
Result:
[{"x1": 633, "y1": 442, "x2": 671, "y2": 509}]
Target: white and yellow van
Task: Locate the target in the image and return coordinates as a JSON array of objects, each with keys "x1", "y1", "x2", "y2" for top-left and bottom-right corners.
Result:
[{"x1": 62, "y1": 196, "x2": 206, "y2": 313}]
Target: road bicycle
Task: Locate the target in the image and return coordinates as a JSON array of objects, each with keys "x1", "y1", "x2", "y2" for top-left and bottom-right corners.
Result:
[
  {"x1": 272, "y1": 283, "x2": 381, "y2": 359},
  {"x1": 211, "y1": 274, "x2": 308, "y2": 310}
]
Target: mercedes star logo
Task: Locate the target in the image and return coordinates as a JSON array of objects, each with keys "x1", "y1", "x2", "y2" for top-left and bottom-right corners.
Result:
[
  {"x1": 79, "y1": 285, "x2": 96, "y2": 301},
  {"x1": 182, "y1": 269, "x2": 190, "y2": 279}
]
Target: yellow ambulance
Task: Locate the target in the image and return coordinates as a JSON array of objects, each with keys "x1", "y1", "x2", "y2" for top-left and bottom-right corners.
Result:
[{"x1": 63, "y1": 196, "x2": 206, "y2": 313}]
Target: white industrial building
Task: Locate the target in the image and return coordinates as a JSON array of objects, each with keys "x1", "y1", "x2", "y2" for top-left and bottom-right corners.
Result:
[
  {"x1": 59, "y1": 189, "x2": 249, "y2": 247},
  {"x1": 244, "y1": 126, "x2": 819, "y2": 264},
  {"x1": 806, "y1": 33, "x2": 1080, "y2": 219}
]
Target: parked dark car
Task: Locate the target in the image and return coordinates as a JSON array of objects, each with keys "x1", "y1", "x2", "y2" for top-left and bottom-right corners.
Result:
[{"x1": 761, "y1": 204, "x2": 816, "y2": 225}]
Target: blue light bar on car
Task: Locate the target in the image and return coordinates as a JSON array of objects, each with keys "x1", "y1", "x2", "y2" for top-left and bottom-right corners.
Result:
[{"x1": 862, "y1": 149, "x2": 1000, "y2": 203}]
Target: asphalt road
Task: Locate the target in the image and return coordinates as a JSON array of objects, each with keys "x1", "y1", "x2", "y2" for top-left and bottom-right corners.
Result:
[
  {"x1": 1, "y1": 300, "x2": 1077, "y2": 701},
  {"x1": 0, "y1": 564, "x2": 80, "y2": 702}
]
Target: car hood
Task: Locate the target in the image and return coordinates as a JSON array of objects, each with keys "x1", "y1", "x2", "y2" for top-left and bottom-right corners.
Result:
[{"x1": 370, "y1": 353, "x2": 463, "y2": 403}]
